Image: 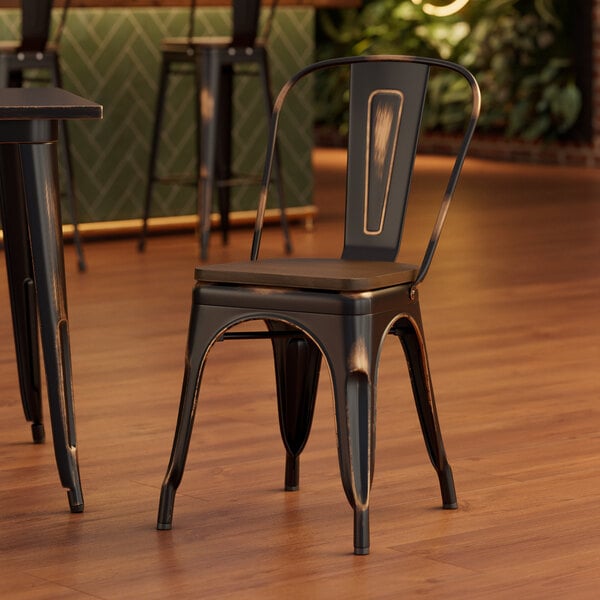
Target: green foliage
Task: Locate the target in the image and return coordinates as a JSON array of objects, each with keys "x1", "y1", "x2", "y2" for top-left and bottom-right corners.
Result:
[{"x1": 316, "y1": 0, "x2": 581, "y2": 141}]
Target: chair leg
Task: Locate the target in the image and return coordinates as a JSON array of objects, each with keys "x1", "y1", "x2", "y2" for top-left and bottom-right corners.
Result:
[
  {"x1": 334, "y1": 367, "x2": 376, "y2": 555},
  {"x1": 157, "y1": 347, "x2": 205, "y2": 529},
  {"x1": 52, "y1": 59, "x2": 86, "y2": 272},
  {"x1": 139, "y1": 56, "x2": 170, "y2": 252},
  {"x1": 157, "y1": 302, "x2": 222, "y2": 529},
  {"x1": 318, "y1": 315, "x2": 379, "y2": 555},
  {"x1": 268, "y1": 322, "x2": 321, "y2": 491},
  {"x1": 259, "y1": 54, "x2": 292, "y2": 254},
  {"x1": 0, "y1": 146, "x2": 45, "y2": 444},
  {"x1": 394, "y1": 317, "x2": 457, "y2": 510}
]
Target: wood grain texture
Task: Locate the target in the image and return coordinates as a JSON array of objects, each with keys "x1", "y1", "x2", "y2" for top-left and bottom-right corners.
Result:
[
  {"x1": 0, "y1": 88, "x2": 102, "y2": 119},
  {"x1": 196, "y1": 258, "x2": 418, "y2": 290},
  {"x1": 0, "y1": 148, "x2": 599, "y2": 598}
]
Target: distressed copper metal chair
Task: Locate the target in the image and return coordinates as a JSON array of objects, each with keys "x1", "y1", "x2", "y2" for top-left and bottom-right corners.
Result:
[
  {"x1": 140, "y1": 0, "x2": 290, "y2": 260},
  {"x1": 157, "y1": 56, "x2": 480, "y2": 554},
  {"x1": 0, "y1": 0, "x2": 86, "y2": 272}
]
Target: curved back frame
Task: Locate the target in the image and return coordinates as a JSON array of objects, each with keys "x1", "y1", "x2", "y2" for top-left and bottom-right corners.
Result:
[
  {"x1": 19, "y1": 0, "x2": 70, "y2": 52},
  {"x1": 251, "y1": 55, "x2": 481, "y2": 294},
  {"x1": 187, "y1": 0, "x2": 279, "y2": 46}
]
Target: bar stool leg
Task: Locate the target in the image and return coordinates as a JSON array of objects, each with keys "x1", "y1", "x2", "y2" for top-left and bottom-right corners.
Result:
[
  {"x1": 52, "y1": 58, "x2": 86, "y2": 272},
  {"x1": 19, "y1": 140, "x2": 84, "y2": 512},
  {"x1": 140, "y1": 55, "x2": 170, "y2": 252},
  {"x1": 58, "y1": 120, "x2": 86, "y2": 272},
  {"x1": 216, "y1": 64, "x2": 233, "y2": 246},
  {"x1": 199, "y1": 50, "x2": 221, "y2": 261},
  {"x1": 193, "y1": 52, "x2": 202, "y2": 237}
]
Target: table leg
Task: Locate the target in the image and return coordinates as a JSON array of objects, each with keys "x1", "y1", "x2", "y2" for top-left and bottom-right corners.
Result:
[
  {"x1": 0, "y1": 146, "x2": 44, "y2": 444},
  {"x1": 19, "y1": 141, "x2": 83, "y2": 512}
]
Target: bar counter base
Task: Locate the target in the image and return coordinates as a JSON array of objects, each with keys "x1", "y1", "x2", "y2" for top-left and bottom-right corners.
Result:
[{"x1": 1, "y1": 205, "x2": 319, "y2": 241}]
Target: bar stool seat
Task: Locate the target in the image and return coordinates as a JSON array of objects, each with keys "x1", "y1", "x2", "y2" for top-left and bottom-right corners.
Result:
[{"x1": 140, "y1": 0, "x2": 291, "y2": 260}]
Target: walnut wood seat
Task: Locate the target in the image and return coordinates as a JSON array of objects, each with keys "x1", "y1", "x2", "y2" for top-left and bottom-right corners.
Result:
[{"x1": 197, "y1": 258, "x2": 418, "y2": 291}]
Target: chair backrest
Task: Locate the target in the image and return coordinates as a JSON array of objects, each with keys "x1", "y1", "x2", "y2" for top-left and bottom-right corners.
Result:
[
  {"x1": 252, "y1": 56, "x2": 480, "y2": 288},
  {"x1": 343, "y1": 60, "x2": 429, "y2": 261},
  {"x1": 19, "y1": 0, "x2": 70, "y2": 52},
  {"x1": 187, "y1": 0, "x2": 278, "y2": 46}
]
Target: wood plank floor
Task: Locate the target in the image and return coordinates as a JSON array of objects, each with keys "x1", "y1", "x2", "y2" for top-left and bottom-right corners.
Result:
[{"x1": 1, "y1": 148, "x2": 599, "y2": 598}]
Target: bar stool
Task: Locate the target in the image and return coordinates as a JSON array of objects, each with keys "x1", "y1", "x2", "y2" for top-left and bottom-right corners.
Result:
[
  {"x1": 139, "y1": 0, "x2": 291, "y2": 260},
  {"x1": 0, "y1": 0, "x2": 86, "y2": 272},
  {"x1": 0, "y1": 87, "x2": 102, "y2": 511}
]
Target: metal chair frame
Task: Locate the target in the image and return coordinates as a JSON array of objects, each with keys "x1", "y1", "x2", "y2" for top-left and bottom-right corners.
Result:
[{"x1": 157, "y1": 55, "x2": 481, "y2": 554}]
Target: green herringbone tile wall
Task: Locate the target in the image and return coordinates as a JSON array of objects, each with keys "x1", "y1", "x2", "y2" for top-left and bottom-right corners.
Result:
[{"x1": 0, "y1": 7, "x2": 314, "y2": 223}]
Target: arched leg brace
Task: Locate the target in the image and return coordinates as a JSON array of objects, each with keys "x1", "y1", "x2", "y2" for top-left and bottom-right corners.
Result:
[{"x1": 269, "y1": 321, "x2": 321, "y2": 491}]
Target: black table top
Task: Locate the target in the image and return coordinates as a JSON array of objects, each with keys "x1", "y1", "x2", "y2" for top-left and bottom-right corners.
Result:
[{"x1": 0, "y1": 88, "x2": 102, "y2": 120}]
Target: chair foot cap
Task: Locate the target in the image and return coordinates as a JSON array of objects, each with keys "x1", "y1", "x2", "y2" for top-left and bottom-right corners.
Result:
[
  {"x1": 284, "y1": 484, "x2": 299, "y2": 492},
  {"x1": 157, "y1": 522, "x2": 172, "y2": 530},
  {"x1": 31, "y1": 423, "x2": 45, "y2": 444},
  {"x1": 443, "y1": 502, "x2": 458, "y2": 510},
  {"x1": 354, "y1": 547, "x2": 369, "y2": 556},
  {"x1": 67, "y1": 488, "x2": 84, "y2": 513}
]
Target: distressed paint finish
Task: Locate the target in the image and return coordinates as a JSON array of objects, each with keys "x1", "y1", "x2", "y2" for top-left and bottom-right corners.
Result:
[
  {"x1": 364, "y1": 90, "x2": 403, "y2": 235},
  {"x1": 0, "y1": 88, "x2": 101, "y2": 512},
  {"x1": 157, "y1": 56, "x2": 480, "y2": 555}
]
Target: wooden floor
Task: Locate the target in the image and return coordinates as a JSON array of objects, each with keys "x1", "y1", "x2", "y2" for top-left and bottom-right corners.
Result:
[{"x1": 1, "y1": 148, "x2": 599, "y2": 598}]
